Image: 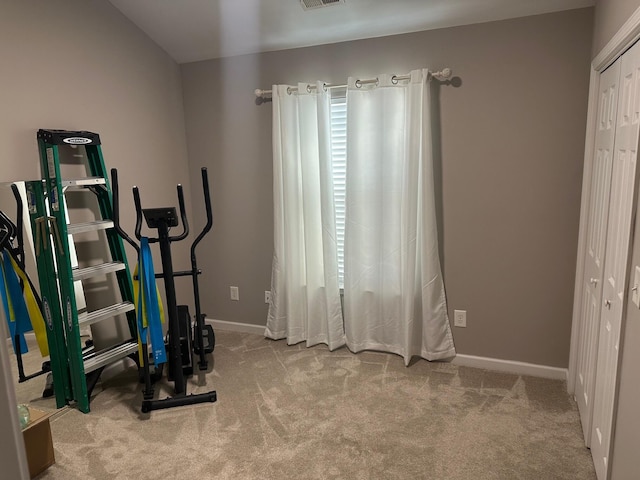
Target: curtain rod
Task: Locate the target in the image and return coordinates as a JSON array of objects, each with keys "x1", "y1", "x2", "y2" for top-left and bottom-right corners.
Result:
[{"x1": 254, "y1": 67, "x2": 452, "y2": 98}]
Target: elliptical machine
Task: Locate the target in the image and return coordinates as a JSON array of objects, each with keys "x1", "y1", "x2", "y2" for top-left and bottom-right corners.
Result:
[
  {"x1": 111, "y1": 167, "x2": 216, "y2": 413},
  {"x1": 0, "y1": 183, "x2": 51, "y2": 388}
]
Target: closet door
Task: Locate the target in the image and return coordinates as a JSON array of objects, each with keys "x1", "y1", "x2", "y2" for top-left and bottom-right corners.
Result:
[
  {"x1": 590, "y1": 39, "x2": 640, "y2": 480},
  {"x1": 575, "y1": 60, "x2": 620, "y2": 444}
]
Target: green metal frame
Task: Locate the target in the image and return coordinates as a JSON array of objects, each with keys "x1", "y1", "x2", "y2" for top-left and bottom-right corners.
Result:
[
  {"x1": 25, "y1": 180, "x2": 71, "y2": 408},
  {"x1": 32, "y1": 133, "x2": 138, "y2": 413},
  {"x1": 37, "y1": 140, "x2": 89, "y2": 410}
]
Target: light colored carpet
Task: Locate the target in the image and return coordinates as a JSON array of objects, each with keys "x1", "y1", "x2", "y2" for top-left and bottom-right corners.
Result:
[{"x1": 11, "y1": 330, "x2": 596, "y2": 480}]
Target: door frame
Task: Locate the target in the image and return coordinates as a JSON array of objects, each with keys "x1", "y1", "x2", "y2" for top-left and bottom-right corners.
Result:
[{"x1": 569, "y1": 3, "x2": 640, "y2": 411}]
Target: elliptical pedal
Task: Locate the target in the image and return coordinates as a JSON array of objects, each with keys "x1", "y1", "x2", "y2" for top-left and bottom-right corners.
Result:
[{"x1": 194, "y1": 318, "x2": 215, "y2": 356}]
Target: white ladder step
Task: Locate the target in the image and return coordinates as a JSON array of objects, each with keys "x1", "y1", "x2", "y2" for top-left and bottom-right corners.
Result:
[
  {"x1": 83, "y1": 341, "x2": 138, "y2": 374},
  {"x1": 72, "y1": 262, "x2": 126, "y2": 281},
  {"x1": 67, "y1": 220, "x2": 114, "y2": 235},
  {"x1": 62, "y1": 177, "x2": 106, "y2": 188},
  {"x1": 78, "y1": 302, "x2": 135, "y2": 328}
]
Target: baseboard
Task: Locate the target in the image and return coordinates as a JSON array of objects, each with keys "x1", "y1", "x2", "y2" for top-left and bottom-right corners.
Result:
[
  {"x1": 206, "y1": 318, "x2": 265, "y2": 336},
  {"x1": 451, "y1": 354, "x2": 568, "y2": 381},
  {"x1": 9, "y1": 323, "x2": 567, "y2": 381},
  {"x1": 205, "y1": 319, "x2": 568, "y2": 380}
]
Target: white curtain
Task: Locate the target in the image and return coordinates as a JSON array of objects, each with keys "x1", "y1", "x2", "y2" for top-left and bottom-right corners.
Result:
[
  {"x1": 343, "y1": 69, "x2": 456, "y2": 365},
  {"x1": 265, "y1": 82, "x2": 345, "y2": 350}
]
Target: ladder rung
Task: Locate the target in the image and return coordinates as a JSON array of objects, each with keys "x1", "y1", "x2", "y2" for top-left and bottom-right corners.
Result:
[
  {"x1": 67, "y1": 220, "x2": 114, "y2": 235},
  {"x1": 72, "y1": 262, "x2": 126, "y2": 281},
  {"x1": 62, "y1": 177, "x2": 106, "y2": 187},
  {"x1": 78, "y1": 302, "x2": 135, "y2": 328},
  {"x1": 83, "y1": 341, "x2": 138, "y2": 374}
]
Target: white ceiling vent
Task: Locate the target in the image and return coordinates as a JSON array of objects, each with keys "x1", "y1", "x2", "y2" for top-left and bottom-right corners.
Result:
[{"x1": 300, "y1": 0, "x2": 345, "y2": 11}]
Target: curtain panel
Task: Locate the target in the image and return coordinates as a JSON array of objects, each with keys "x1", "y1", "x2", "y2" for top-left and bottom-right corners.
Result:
[
  {"x1": 343, "y1": 69, "x2": 455, "y2": 365},
  {"x1": 265, "y1": 82, "x2": 346, "y2": 350},
  {"x1": 267, "y1": 70, "x2": 455, "y2": 365}
]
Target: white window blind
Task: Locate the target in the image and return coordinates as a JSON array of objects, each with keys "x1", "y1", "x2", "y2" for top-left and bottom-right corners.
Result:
[{"x1": 330, "y1": 92, "x2": 347, "y2": 288}]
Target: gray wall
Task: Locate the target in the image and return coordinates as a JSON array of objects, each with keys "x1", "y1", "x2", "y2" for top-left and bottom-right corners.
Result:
[
  {"x1": 593, "y1": 0, "x2": 640, "y2": 55},
  {"x1": 0, "y1": 0, "x2": 191, "y2": 468},
  {"x1": 597, "y1": 1, "x2": 640, "y2": 478},
  {"x1": 181, "y1": 8, "x2": 594, "y2": 368},
  {"x1": 0, "y1": 0, "x2": 195, "y2": 327}
]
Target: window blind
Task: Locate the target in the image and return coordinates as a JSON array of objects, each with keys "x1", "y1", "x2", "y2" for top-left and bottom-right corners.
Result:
[{"x1": 330, "y1": 93, "x2": 347, "y2": 288}]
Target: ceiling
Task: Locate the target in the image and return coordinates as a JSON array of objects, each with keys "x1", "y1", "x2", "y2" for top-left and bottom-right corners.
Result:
[{"x1": 109, "y1": 0, "x2": 595, "y2": 64}]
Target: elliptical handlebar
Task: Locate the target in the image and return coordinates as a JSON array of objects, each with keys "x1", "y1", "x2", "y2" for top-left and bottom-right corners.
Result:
[
  {"x1": 110, "y1": 168, "x2": 212, "y2": 250},
  {"x1": 190, "y1": 168, "x2": 213, "y2": 260},
  {"x1": 132, "y1": 186, "x2": 143, "y2": 241},
  {"x1": 129, "y1": 183, "x2": 189, "y2": 243},
  {"x1": 189, "y1": 167, "x2": 213, "y2": 371},
  {"x1": 111, "y1": 168, "x2": 140, "y2": 255},
  {"x1": 169, "y1": 185, "x2": 189, "y2": 242},
  {"x1": 10, "y1": 184, "x2": 26, "y2": 270}
]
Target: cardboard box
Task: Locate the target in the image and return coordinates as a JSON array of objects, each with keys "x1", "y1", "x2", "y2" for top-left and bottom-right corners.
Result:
[{"x1": 22, "y1": 407, "x2": 55, "y2": 479}]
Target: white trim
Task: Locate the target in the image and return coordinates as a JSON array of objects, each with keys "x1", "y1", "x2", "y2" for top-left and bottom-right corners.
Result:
[
  {"x1": 207, "y1": 318, "x2": 567, "y2": 380},
  {"x1": 568, "y1": 65, "x2": 599, "y2": 395},
  {"x1": 569, "y1": 6, "x2": 640, "y2": 394},
  {"x1": 568, "y1": 5, "x2": 640, "y2": 464},
  {"x1": 451, "y1": 354, "x2": 568, "y2": 381},
  {"x1": 206, "y1": 318, "x2": 265, "y2": 336},
  {"x1": 593, "y1": 6, "x2": 640, "y2": 72}
]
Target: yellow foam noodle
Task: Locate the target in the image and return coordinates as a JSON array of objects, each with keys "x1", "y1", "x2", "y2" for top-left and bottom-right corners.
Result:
[{"x1": 6, "y1": 255, "x2": 49, "y2": 357}]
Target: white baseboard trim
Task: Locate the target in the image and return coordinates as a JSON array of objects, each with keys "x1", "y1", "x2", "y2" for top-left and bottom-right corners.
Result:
[
  {"x1": 451, "y1": 354, "x2": 568, "y2": 381},
  {"x1": 206, "y1": 319, "x2": 568, "y2": 380},
  {"x1": 206, "y1": 318, "x2": 265, "y2": 336},
  {"x1": 9, "y1": 323, "x2": 567, "y2": 381}
]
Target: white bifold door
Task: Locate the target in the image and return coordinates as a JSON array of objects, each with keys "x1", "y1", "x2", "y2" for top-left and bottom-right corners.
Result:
[
  {"x1": 575, "y1": 39, "x2": 640, "y2": 480},
  {"x1": 575, "y1": 59, "x2": 619, "y2": 445}
]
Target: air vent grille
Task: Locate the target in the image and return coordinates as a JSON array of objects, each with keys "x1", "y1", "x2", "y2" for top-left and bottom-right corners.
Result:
[{"x1": 300, "y1": 0, "x2": 345, "y2": 11}]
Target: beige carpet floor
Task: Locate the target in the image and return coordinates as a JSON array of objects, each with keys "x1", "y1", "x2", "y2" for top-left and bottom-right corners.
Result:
[{"x1": 11, "y1": 330, "x2": 596, "y2": 480}]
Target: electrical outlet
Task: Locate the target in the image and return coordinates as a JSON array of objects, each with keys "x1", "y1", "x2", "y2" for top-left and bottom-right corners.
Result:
[
  {"x1": 265, "y1": 291, "x2": 271, "y2": 304},
  {"x1": 230, "y1": 286, "x2": 239, "y2": 301},
  {"x1": 454, "y1": 309, "x2": 467, "y2": 328}
]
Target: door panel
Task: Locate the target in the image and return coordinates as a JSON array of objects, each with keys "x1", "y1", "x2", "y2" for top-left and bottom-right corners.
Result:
[
  {"x1": 575, "y1": 60, "x2": 620, "y2": 443},
  {"x1": 590, "y1": 40, "x2": 640, "y2": 480}
]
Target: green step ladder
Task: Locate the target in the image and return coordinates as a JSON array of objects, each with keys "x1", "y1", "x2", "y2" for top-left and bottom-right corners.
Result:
[
  {"x1": 29, "y1": 129, "x2": 139, "y2": 413},
  {"x1": 25, "y1": 179, "x2": 72, "y2": 409}
]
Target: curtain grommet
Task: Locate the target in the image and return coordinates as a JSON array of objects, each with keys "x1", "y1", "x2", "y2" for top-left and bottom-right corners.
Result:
[
  {"x1": 286, "y1": 86, "x2": 292, "y2": 95},
  {"x1": 323, "y1": 82, "x2": 328, "y2": 92},
  {"x1": 391, "y1": 75, "x2": 398, "y2": 85},
  {"x1": 355, "y1": 79, "x2": 362, "y2": 88},
  {"x1": 307, "y1": 84, "x2": 313, "y2": 93}
]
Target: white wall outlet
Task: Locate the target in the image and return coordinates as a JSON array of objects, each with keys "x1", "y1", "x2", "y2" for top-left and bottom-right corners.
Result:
[
  {"x1": 230, "y1": 286, "x2": 239, "y2": 301},
  {"x1": 454, "y1": 309, "x2": 467, "y2": 328},
  {"x1": 633, "y1": 267, "x2": 640, "y2": 308},
  {"x1": 264, "y1": 291, "x2": 271, "y2": 304}
]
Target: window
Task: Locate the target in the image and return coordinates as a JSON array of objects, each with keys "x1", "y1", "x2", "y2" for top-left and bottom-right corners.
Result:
[{"x1": 330, "y1": 92, "x2": 346, "y2": 288}]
